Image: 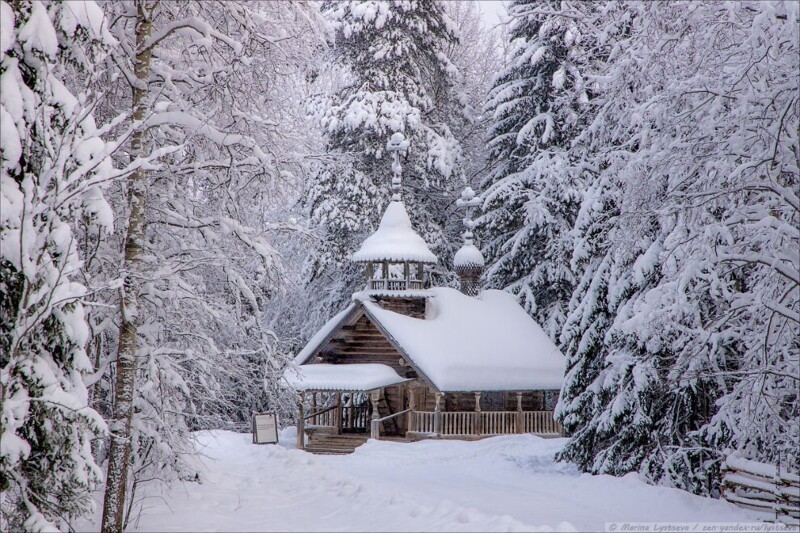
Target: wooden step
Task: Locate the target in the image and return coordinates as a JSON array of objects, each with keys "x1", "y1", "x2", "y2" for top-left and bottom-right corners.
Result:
[
  {"x1": 335, "y1": 350, "x2": 399, "y2": 356},
  {"x1": 305, "y1": 434, "x2": 369, "y2": 455}
]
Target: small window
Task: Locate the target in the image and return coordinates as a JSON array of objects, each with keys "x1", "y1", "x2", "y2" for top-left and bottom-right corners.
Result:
[{"x1": 482, "y1": 391, "x2": 505, "y2": 411}]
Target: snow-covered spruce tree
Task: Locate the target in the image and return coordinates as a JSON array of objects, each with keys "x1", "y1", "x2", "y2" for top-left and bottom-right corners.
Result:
[
  {"x1": 479, "y1": 0, "x2": 598, "y2": 339},
  {"x1": 301, "y1": 0, "x2": 463, "y2": 337},
  {"x1": 556, "y1": 1, "x2": 798, "y2": 494},
  {"x1": 0, "y1": 1, "x2": 117, "y2": 529},
  {"x1": 95, "y1": 2, "x2": 324, "y2": 529},
  {"x1": 442, "y1": 1, "x2": 499, "y2": 251},
  {"x1": 554, "y1": 170, "x2": 621, "y2": 472}
]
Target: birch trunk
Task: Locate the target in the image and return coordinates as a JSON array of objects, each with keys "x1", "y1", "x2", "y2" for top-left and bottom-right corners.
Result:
[{"x1": 101, "y1": 2, "x2": 154, "y2": 531}]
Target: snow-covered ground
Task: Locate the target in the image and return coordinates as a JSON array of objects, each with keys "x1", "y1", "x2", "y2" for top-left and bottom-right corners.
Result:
[{"x1": 77, "y1": 430, "x2": 758, "y2": 532}]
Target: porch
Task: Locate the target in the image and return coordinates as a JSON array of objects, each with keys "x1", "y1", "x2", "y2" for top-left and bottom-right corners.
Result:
[{"x1": 297, "y1": 389, "x2": 562, "y2": 452}]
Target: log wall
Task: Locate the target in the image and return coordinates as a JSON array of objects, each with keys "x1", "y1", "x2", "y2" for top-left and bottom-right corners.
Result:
[
  {"x1": 374, "y1": 297, "x2": 426, "y2": 318},
  {"x1": 314, "y1": 314, "x2": 415, "y2": 377}
]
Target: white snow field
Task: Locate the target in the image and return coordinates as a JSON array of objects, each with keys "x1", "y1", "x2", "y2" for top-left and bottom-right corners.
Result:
[{"x1": 78, "y1": 430, "x2": 757, "y2": 532}]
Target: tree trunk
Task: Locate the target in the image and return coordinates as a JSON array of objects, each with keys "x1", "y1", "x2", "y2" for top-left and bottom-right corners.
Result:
[{"x1": 101, "y1": 2, "x2": 154, "y2": 531}]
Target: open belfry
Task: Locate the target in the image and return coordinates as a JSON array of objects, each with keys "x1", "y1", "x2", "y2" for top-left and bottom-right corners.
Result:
[{"x1": 284, "y1": 133, "x2": 565, "y2": 454}]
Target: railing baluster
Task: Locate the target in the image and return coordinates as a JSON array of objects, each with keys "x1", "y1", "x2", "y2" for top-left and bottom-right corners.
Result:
[{"x1": 406, "y1": 410, "x2": 559, "y2": 437}]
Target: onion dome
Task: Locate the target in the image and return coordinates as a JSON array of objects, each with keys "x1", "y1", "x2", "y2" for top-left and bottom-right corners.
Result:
[
  {"x1": 352, "y1": 200, "x2": 437, "y2": 264},
  {"x1": 351, "y1": 133, "x2": 436, "y2": 303}
]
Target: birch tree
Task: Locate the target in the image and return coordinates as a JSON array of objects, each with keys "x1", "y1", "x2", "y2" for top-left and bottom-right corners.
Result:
[{"x1": 96, "y1": 2, "x2": 324, "y2": 530}]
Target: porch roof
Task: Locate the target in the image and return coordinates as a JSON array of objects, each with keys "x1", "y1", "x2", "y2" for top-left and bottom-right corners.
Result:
[{"x1": 283, "y1": 363, "x2": 410, "y2": 392}]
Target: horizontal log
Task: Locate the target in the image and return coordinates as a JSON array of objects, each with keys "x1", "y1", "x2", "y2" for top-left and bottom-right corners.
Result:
[
  {"x1": 724, "y1": 486, "x2": 777, "y2": 503},
  {"x1": 724, "y1": 493, "x2": 777, "y2": 512},
  {"x1": 724, "y1": 456, "x2": 800, "y2": 485},
  {"x1": 724, "y1": 472, "x2": 778, "y2": 494}
]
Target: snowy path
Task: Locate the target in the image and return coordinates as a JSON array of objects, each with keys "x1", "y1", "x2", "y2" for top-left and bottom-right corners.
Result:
[{"x1": 78, "y1": 430, "x2": 756, "y2": 532}]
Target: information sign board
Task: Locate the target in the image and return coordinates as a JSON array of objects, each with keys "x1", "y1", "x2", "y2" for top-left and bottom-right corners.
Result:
[{"x1": 252, "y1": 413, "x2": 279, "y2": 444}]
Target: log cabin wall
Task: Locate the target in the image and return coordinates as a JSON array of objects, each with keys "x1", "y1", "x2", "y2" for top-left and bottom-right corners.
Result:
[
  {"x1": 313, "y1": 314, "x2": 416, "y2": 378},
  {"x1": 435, "y1": 391, "x2": 560, "y2": 412},
  {"x1": 374, "y1": 297, "x2": 426, "y2": 318}
]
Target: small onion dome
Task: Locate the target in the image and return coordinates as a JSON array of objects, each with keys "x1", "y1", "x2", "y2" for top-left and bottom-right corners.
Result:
[
  {"x1": 453, "y1": 243, "x2": 485, "y2": 269},
  {"x1": 351, "y1": 201, "x2": 437, "y2": 264},
  {"x1": 454, "y1": 244, "x2": 484, "y2": 297}
]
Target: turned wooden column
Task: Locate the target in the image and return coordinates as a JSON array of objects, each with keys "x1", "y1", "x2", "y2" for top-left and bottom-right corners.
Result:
[
  {"x1": 472, "y1": 392, "x2": 483, "y2": 436},
  {"x1": 335, "y1": 392, "x2": 343, "y2": 434},
  {"x1": 434, "y1": 392, "x2": 443, "y2": 436},
  {"x1": 407, "y1": 387, "x2": 417, "y2": 437},
  {"x1": 370, "y1": 390, "x2": 381, "y2": 439},
  {"x1": 296, "y1": 392, "x2": 305, "y2": 450},
  {"x1": 516, "y1": 392, "x2": 524, "y2": 434}
]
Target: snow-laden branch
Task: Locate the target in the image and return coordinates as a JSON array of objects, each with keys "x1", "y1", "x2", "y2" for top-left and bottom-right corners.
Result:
[{"x1": 139, "y1": 17, "x2": 242, "y2": 56}]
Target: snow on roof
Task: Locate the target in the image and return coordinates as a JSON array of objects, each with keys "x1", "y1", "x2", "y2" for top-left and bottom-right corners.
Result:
[
  {"x1": 352, "y1": 201, "x2": 437, "y2": 264},
  {"x1": 453, "y1": 244, "x2": 485, "y2": 268},
  {"x1": 357, "y1": 287, "x2": 565, "y2": 392},
  {"x1": 354, "y1": 289, "x2": 434, "y2": 300},
  {"x1": 284, "y1": 363, "x2": 410, "y2": 391},
  {"x1": 292, "y1": 303, "x2": 357, "y2": 365}
]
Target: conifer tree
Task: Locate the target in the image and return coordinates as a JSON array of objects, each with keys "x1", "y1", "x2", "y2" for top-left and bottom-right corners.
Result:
[
  {"x1": 303, "y1": 0, "x2": 464, "y2": 332},
  {"x1": 0, "y1": 1, "x2": 117, "y2": 529},
  {"x1": 480, "y1": 0, "x2": 594, "y2": 338},
  {"x1": 554, "y1": 1, "x2": 798, "y2": 495}
]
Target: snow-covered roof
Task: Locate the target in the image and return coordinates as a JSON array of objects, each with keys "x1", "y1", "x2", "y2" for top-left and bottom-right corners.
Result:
[
  {"x1": 284, "y1": 363, "x2": 410, "y2": 391},
  {"x1": 453, "y1": 244, "x2": 485, "y2": 268},
  {"x1": 357, "y1": 288, "x2": 565, "y2": 392},
  {"x1": 351, "y1": 201, "x2": 437, "y2": 264}
]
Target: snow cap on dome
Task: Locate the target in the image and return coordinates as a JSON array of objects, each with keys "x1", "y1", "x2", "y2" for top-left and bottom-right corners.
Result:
[
  {"x1": 454, "y1": 243, "x2": 485, "y2": 268},
  {"x1": 352, "y1": 201, "x2": 437, "y2": 263}
]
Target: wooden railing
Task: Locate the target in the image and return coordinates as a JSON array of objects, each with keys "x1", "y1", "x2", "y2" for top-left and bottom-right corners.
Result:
[
  {"x1": 305, "y1": 405, "x2": 371, "y2": 432},
  {"x1": 524, "y1": 411, "x2": 562, "y2": 434},
  {"x1": 305, "y1": 404, "x2": 339, "y2": 427},
  {"x1": 481, "y1": 411, "x2": 516, "y2": 435},
  {"x1": 371, "y1": 409, "x2": 412, "y2": 439},
  {"x1": 440, "y1": 411, "x2": 477, "y2": 436},
  {"x1": 368, "y1": 279, "x2": 424, "y2": 291},
  {"x1": 412, "y1": 411, "x2": 436, "y2": 434},
  {"x1": 307, "y1": 408, "x2": 561, "y2": 438},
  {"x1": 722, "y1": 454, "x2": 800, "y2": 525},
  {"x1": 409, "y1": 410, "x2": 561, "y2": 437}
]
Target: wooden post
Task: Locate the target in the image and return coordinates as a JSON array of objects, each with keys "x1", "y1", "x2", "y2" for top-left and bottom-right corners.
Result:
[
  {"x1": 516, "y1": 392, "x2": 524, "y2": 434},
  {"x1": 335, "y1": 392, "x2": 342, "y2": 434},
  {"x1": 407, "y1": 387, "x2": 416, "y2": 437},
  {"x1": 310, "y1": 392, "x2": 317, "y2": 425},
  {"x1": 434, "y1": 392, "x2": 443, "y2": 437},
  {"x1": 474, "y1": 392, "x2": 482, "y2": 436},
  {"x1": 296, "y1": 392, "x2": 305, "y2": 450},
  {"x1": 370, "y1": 390, "x2": 380, "y2": 439}
]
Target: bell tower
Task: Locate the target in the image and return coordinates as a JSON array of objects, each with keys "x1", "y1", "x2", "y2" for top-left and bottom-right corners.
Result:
[{"x1": 351, "y1": 133, "x2": 437, "y2": 318}]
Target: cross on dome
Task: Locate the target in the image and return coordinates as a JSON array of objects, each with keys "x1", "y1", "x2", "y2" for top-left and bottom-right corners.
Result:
[
  {"x1": 454, "y1": 186, "x2": 485, "y2": 296},
  {"x1": 351, "y1": 133, "x2": 436, "y2": 298},
  {"x1": 387, "y1": 132, "x2": 410, "y2": 202}
]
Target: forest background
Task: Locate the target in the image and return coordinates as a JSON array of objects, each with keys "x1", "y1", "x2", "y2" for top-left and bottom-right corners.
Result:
[{"x1": 0, "y1": 1, "x2": 797, "y2": 531}]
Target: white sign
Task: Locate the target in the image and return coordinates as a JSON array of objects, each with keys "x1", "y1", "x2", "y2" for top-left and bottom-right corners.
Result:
[{"x1": 252, "y1": 413, "x2": 279, "y2": 444}]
